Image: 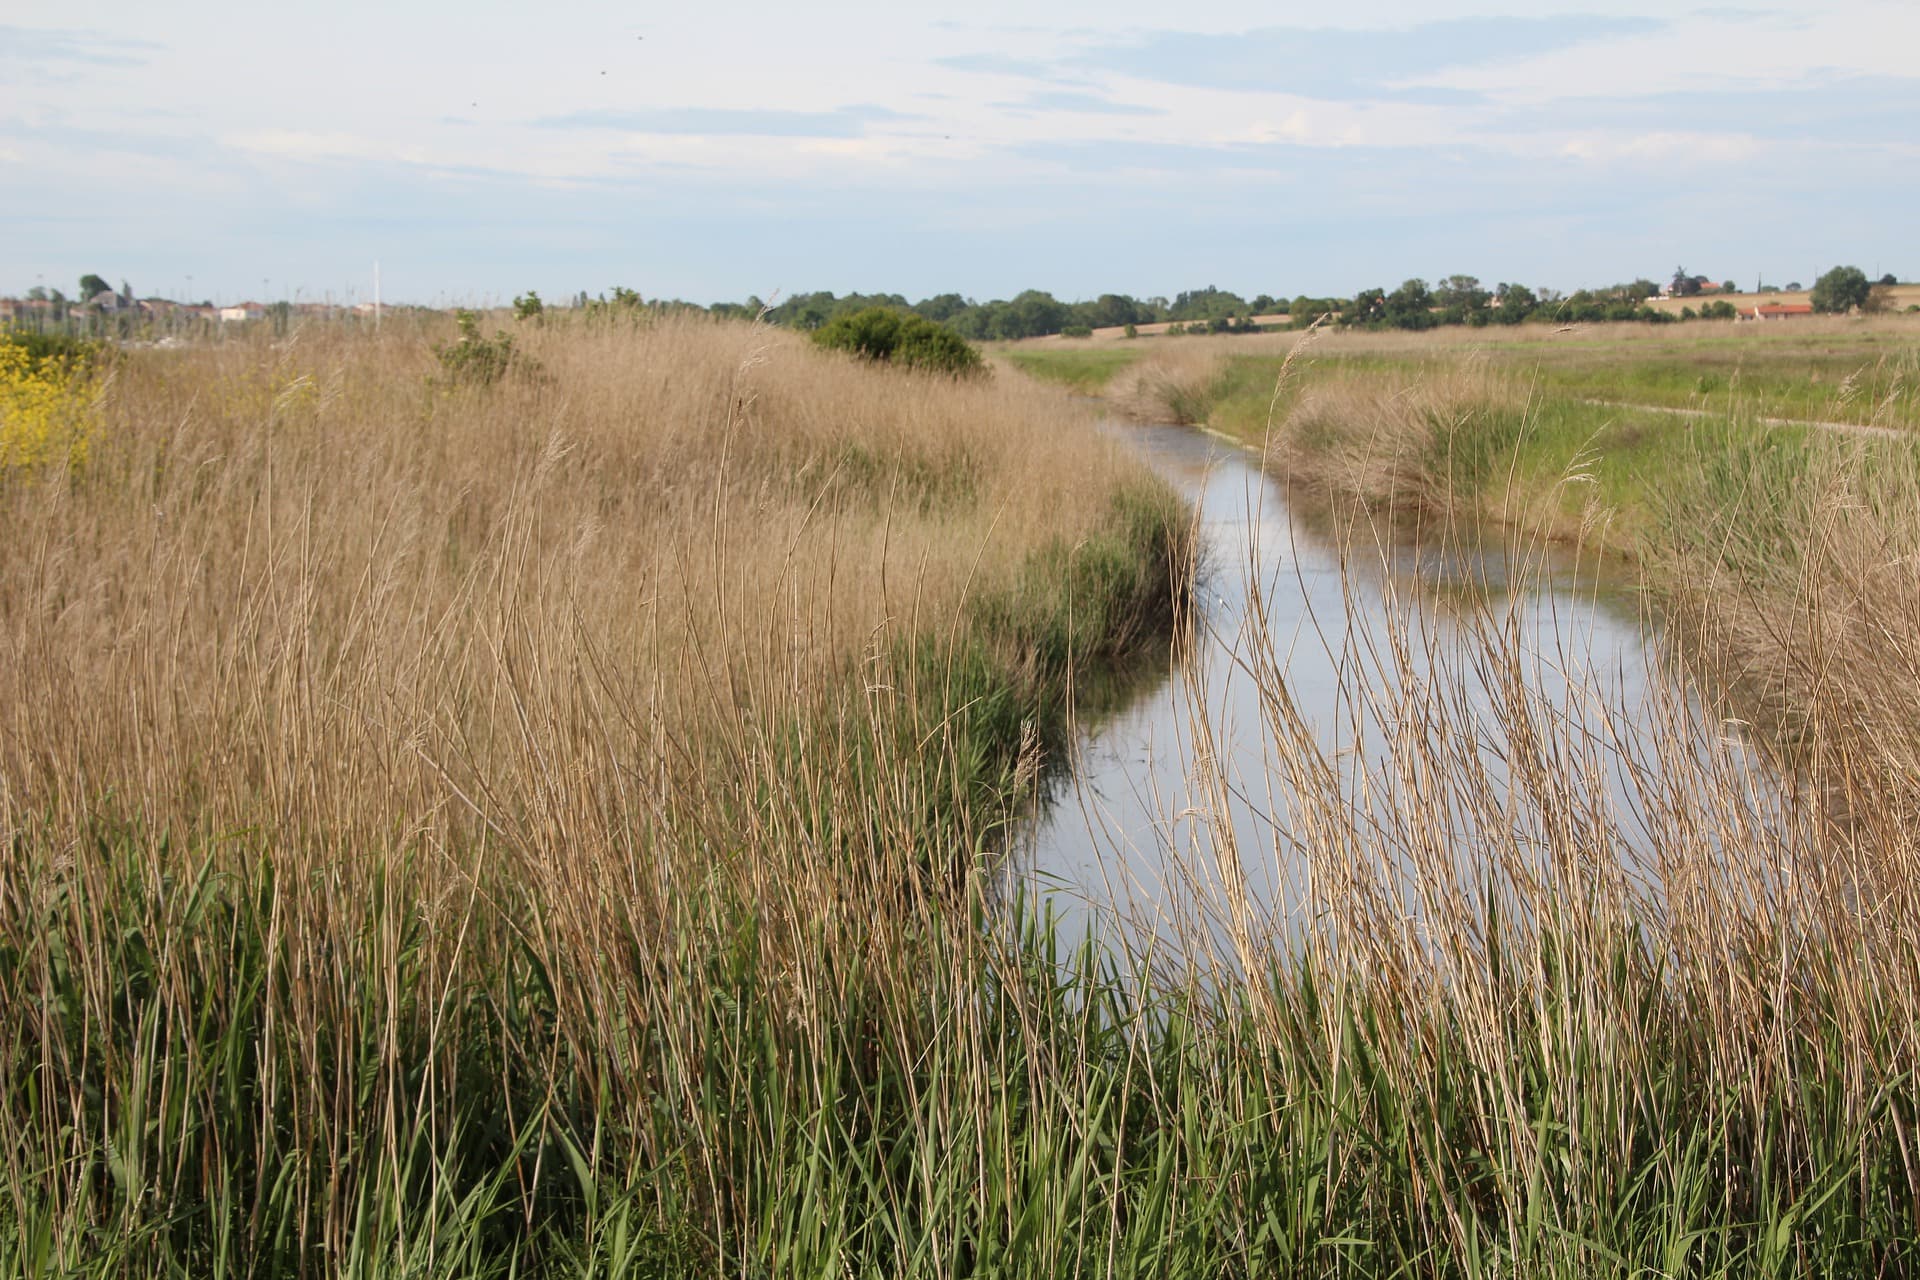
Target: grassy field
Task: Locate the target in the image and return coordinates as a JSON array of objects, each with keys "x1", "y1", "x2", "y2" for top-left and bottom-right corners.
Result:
[
  {"x1": 1004, "y1": 315, "x2": 1920, "y2": 549},
  {"x1": 1641, "y1": 282, "x2": 1920, "y2": 315},
  {"x1": 6, "y1": 313, "x2": 1920, "y2": 1274}
]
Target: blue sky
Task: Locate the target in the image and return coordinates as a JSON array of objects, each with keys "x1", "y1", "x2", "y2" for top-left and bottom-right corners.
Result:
[{"x1": 2, "y1": 1, "x2": 1914, "y2": 305}]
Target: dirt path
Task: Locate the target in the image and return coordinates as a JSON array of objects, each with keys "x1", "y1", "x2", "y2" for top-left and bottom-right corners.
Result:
[{"x1": 1578, "y1": 397, "x2": 1910, "y2": 441}]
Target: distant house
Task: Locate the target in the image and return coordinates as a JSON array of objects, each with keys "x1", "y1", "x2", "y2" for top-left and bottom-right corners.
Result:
[
  {"x1": 1661, "y1": 277, "x2": 1726, "y2": 298},
  {"x1": 1750, "y1": 303, "x2": 1813, "y2": 320},
  {"x1": 0, "y1": 297, "x2": 57, "y2": 324},
  {"x1": 219, "y1": 302, "x2": 267, "y2": 323}
]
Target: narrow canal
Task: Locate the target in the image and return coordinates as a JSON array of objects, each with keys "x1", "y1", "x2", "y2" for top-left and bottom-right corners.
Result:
[{"x1": 1009, "y1": 421, "x2": 1696, "y2": 956}]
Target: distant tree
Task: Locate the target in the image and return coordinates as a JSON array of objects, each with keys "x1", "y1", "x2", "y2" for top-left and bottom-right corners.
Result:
[
  {"x1": 1625, "y1": 278, "x2": 1660, "y2": 302},
  {"x1": 1435, "y1": 274, "x2": 1490, "y2": 313},
  {"x1": 1494, "y1": 283, "x2": 1538, "y2": 324},
  {"x1": 78, "y1": 273, "x2": 111, "y2": 299},
  {"x1": 1384, "y1": 278, "x2": 1436, "y2": 329},
  {"x1": 1290, "y1": 295, "x2": 1339, "y2": 325},
  {"x1": 1434, "y1": 274, "x2": 1492, "y2": 325},
  {"x1": 1810, "y1": 265, "x2": 1871, "y2": 314},
  {"x1": 1878, "y1": 272, "x2": 1899, "y2": 287},
  {"x1": 1082, "y1": 293, "x2": 1147, "y2": 329},
  {"x1": 1345, "y1": 287, "x2": 1387, "y2": 326},
  {"x1": 1781, "y1": 282, "x2": 1800, "y2": 292},
  {"x1": 1168, "y1": 286, "x2": 1247, "y2": 322},
  {"x1": 26, "y1": 286, "x2": 47, "y2": 301},
  {"x1": 914, "y1": 292, "x2": 971, "y2": 323},
  {"x1": 999, "y1": 289, "x2": 1067, "y2": 339},
  {"x1": 1670, "y1": 267, "x2": 1701, "y2": 298}
]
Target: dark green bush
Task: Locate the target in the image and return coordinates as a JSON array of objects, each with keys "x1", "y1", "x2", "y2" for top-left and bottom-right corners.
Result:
[{"x1": 811, "y1": 307, "x2": 985, "y2": 378}]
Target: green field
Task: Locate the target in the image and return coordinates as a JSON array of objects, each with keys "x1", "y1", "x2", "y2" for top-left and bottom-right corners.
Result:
[
  {"x1": 1004, "y1": 318, "x2": 1920, "y2": 557},
  {"x1": 998, "y1": 344, "x2": 1145, "y2": 393}
]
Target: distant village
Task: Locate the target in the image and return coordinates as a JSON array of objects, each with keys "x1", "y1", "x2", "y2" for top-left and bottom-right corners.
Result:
[{"x1": 0, "y1": 285, "x2": 407, "y2": 334}]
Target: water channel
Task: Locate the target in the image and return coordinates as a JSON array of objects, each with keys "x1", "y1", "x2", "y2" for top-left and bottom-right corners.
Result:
[{"x1": 1010, "y1": 420, "x2": 1694, "y2": 956}]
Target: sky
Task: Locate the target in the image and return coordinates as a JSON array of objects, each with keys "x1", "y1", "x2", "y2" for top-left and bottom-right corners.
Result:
[{"x1": 2, "y1": 1, "x2": 1915, "y2": 306}]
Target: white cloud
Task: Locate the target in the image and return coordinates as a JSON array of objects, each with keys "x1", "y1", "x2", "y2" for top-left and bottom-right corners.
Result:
[{"x1": 1555, "y1": 129, "x2": 1765, "y2": 164}]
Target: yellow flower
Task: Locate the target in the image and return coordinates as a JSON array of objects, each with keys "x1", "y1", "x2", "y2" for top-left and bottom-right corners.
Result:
[{"x1": 0, "y1": 337, "x2": 100, "y2": 474}]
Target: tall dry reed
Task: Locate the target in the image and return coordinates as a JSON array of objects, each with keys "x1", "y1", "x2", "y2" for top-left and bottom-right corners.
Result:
[{"x1": 3, "y1": 312, "x2": 1915, "y2": 1273}]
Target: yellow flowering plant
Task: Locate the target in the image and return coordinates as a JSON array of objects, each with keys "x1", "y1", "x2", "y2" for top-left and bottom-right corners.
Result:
[{"x1": 0, "y1": 332, "x2": 100, "y2": 473}]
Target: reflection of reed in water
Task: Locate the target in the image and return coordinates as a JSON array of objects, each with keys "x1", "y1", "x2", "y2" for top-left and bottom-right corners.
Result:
[{"x1": 1017, "y1": 436, "x2": 1915, "y2": 1261}]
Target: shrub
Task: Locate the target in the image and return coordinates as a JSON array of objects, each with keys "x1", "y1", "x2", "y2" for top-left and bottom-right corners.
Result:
[
  {"x1": 432, "y1": 310, "x2": 529, "y2": 387},
  {"x1": 811, "y1": 307, "x2": 985, "y2": 378},
  {"x1": 1060, "y1": 324, "x2": 1093, "y2": 339},
  {"x1": 512, "y1": 290, "x2": 544, "y2": 322}
]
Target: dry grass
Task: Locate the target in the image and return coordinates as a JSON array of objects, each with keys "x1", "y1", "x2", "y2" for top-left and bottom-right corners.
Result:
[
  {"x1": 0, "y1": 313, "x2": 1192, "y2": 1271},
  {"x1": 1655, "y1": 431, "x2": 1920, "y2": 828},
  {"x1": 1103, "y1": 343, "x2": 1230, "y2": 425},
  {"x1": 1264, "y1": 360, "x2": 1529, "y2": 519},
  {"x1": 0, "y1": 314, "x2": 1150, "y2": 846},
  {"x1": 5, "y1": 312, "x2": 1919, "y2": 1272}
]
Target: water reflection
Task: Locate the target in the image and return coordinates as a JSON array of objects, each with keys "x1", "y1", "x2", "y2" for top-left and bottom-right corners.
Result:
[{"x1": 1008, "y1": 422, "x2": 1695, "y2": 958}]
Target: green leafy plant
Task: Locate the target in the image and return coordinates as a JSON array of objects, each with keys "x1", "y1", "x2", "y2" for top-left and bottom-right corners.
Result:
[
  {"x1": 810, "y1": 307, "x2": 985, "y2": 378},
  {"x1": 432, "y1": 310, "x2": 530, "y2": 388},
  {"x1": 1811, "y1": 265, "x2": 1871, "y2": 314}
]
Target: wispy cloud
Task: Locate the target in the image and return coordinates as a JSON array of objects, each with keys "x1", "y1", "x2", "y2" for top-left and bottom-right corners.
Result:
[
  {"x1": 0, "y1": 24, "x2": 162, "y2": 68},
  {"x1": 934, "y1": 52, "x2": 1065, "y2": 79},
  {"x1": 994, "y1": 90, "x2": 1165, "y2": 117},
  {"x1": 938, "y1": 16, "x2": 1664, "y2": 102},
  {"x1": 533, "y1": 105, "x2": 919, "y2": 138},
  {"x1": 1492, "y1": 73, "x2": 1920, "y2": 145}
]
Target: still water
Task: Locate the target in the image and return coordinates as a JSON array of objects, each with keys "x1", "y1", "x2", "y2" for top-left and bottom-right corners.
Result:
[{"x1": 1008, "y1": 422, "x2": 1683, "y2": 954}]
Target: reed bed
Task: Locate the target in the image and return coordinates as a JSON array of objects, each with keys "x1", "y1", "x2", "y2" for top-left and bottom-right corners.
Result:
[
  {"x1": 1, "y1": 313, "x2": 1916, "y2": 1275},
  {"x1": 1103, "y1": 345, "x2": 1229, "y2": 427}
]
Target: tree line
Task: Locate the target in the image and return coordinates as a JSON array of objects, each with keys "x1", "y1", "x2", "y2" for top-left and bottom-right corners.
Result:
[
  {"x1": 14, "y1": 264, "x2": 1904, "y2": 345},
  {"x1": 632, "y1": 264, "x2": 1902, "y2": 340}
]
